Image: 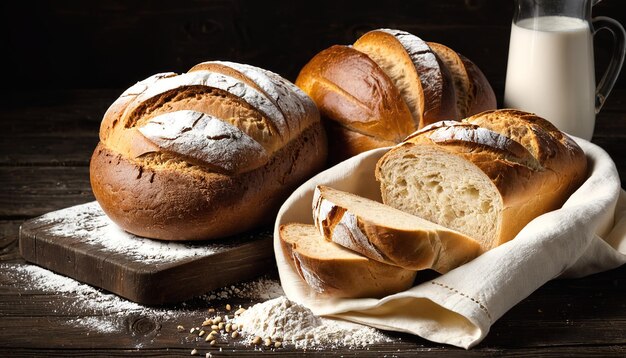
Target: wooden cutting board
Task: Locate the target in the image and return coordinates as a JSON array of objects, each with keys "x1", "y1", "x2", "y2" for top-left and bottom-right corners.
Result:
[{"x1": 19, "y1": 201, "x2": 275, "y2": 305}]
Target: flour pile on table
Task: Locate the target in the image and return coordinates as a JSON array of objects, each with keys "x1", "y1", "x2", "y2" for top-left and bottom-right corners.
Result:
[{"x1": 233, "y1": 296, "x2": 393, "y2": 349}]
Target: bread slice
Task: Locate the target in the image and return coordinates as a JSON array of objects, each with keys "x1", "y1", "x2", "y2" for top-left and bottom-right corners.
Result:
[
  {"x1": 427, "y1": 42, "x2": 496, "y2": 118},
  {"x1": 313, "y1": 186, "x2": 482, "y2": 273},
  {"x1": 353, "y1": 29, "x2": 458, "y2": 128},
  {"x1": 376, "y1": 110, "x2": 587, "y2": 250},
  {"x1": 279, "y1": 223, "x2": 417, "y2": 298}
]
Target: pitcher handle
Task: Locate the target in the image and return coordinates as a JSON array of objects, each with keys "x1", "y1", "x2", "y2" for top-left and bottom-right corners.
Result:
[{"x1": 592, "y1": 16, "x2": 626, "y2": 113}]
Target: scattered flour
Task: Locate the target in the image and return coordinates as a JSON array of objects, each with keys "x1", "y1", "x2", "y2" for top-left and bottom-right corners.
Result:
[
  {"x1": 202, "y1": 276, "x2": 284, "y2": 302},
  {"x1": 233, "y1": 296, "x2": 393, "y2": 349},
  {"x1": 4, "y1": 263, "x2": 391, "y2": 349},
  {"x1": 35, "y1": 202, "x2": 235, "y2": 263},
  {"x1": 69, "y1": 316, "x2": 120, "y2": 333},
  {"x1": 2, "y1": 263, "x2": 181, "y2": 334}
]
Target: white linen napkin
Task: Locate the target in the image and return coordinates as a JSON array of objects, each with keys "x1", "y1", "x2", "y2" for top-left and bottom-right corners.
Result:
[{"x1": 273, "y1": 138, "x2": 626, "y2": 349}]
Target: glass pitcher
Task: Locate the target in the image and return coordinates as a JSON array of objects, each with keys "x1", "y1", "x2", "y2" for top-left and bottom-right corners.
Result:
[{"x1": 503, "y1": 0, "x2": 625, "y2": 140}]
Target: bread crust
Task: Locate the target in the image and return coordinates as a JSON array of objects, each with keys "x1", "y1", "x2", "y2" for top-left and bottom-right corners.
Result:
[
  {"x1": 427, "y1": 43, "x2": 497, "y2": 118},
  {"x1": 312, "y1": 186, "x2": 482, "y2": 272},
  {"x1": 91, "y1": 122, "x2": 326, "y2": 241},
  {"x1": 459, "y1": 54, "x2": 497, "y2": 116},
  {"x1": 279, "y1": 224, "x2": 417, "y2": 298},
  {"x1": 323, "y1": 120, "x2": 395, "y2": 164},
  {"x1": 295, "y1": 45, "x2": 415, "y2": 144}
]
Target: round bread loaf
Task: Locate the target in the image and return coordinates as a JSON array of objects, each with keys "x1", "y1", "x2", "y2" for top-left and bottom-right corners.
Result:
[
  {"x1": 90, "y1": 61, "x2": 327, "y2": 241},
  {"x1": 296, "y1": 28, "x2": 496, "y2": 163}
]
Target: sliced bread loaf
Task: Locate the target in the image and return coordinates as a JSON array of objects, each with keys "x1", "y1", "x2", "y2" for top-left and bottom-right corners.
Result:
[
  {"x1": 375, "y1": 110, "x2": 587, "y2": 250},
  {"x1": 313, "y1": 186, "x2": 482, "y2": 273},
  {"x1": 279, "y1": 223, "x2": 417, "y2": 298}
]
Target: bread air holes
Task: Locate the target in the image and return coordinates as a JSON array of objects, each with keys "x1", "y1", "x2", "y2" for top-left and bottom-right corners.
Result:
[
  {"x1": 480, "y1": 200, "x2": 493, "y2": 213},
  {"x1": 459, "y1": 186, "x2": 480, "y2": 199}
]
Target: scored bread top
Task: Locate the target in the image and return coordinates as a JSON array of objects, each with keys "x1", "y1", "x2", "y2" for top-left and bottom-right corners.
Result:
[
  {"x1": 295, "y1": 45, "x2": 415, "y2": 143},
  {"x1": 355, "y1": 29, "x2": 458, "y2": 127},
  {"x1": 463, "y1": 109, "x2": 587, "y2": 196},
  {"x1": 100, "y1": 62, "x2": 319, "y2": 175}
]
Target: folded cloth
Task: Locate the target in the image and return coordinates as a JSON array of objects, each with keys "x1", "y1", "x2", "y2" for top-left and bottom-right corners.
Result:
[{"x1": 273, "y1": 138, "x2": 626, "y2": 349}]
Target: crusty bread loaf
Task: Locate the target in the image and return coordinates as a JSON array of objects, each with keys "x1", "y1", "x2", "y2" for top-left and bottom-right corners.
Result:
[
  {"x1": 90, "y1": 62, "x2": 327, "y2": 241},
  {"x1": 296, "y1": 28, "x2": 496, "y2": 163},
  {"x1": 279, "y1": 223, "x2": 417, "y2": 298},
  {"x1": 312, "y1": 185, "x2": 482, "y2": 273},
  {"x1": 376, "y1": 110, "x2": 587, "y2": 250}
]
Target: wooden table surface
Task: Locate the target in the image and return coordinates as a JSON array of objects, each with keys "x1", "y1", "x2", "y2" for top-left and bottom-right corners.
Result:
[{"x1": 1, "y1": 88, "x2": 625, "y2": 357}]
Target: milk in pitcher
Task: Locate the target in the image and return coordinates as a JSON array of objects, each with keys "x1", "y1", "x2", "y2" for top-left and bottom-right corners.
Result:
[{"x1": 504, "y1": 16, "x2": 596, "y2": 138}]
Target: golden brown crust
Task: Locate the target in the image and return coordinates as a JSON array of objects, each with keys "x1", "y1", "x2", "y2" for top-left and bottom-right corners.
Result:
[
  {"x1": 427, "y1": 43, "x2": 497, "y2": 118},
  {"x1": 279, "y1": 223, "x2": 417, "y2": 298},
  {"x1": 295, "y1": 45, "x2": 415, "y2": 143},
  {"x1": 313, "y1": 185, "x2": 482, "y2": 272},
  {"x1": 459, "y1": 54, "x2": 497, "y2": 116},
  {"x1": 427, "y1": 42, "x2": 472, "y2": 118},
  {"x1": 91, "y1": 122, "x2": 327, "y2": 241},
  {"x1": 296, "y1": 30, "x2": 494, "y2": 163}
]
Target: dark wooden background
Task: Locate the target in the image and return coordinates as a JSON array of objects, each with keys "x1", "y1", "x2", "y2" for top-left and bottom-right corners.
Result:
[{"x1": 1, "y1": 0, "x2": 625, "y2": 92}]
